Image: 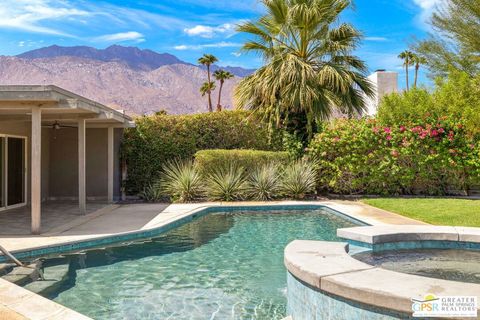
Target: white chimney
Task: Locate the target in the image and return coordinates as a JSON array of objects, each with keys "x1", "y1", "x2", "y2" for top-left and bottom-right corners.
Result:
[{"x1": 365, "y1": 70, "x2": 398, "y2": 116}]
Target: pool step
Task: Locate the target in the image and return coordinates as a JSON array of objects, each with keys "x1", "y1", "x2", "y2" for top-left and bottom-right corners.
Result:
[
  {"x1": 23, "y1": 264, "x2": 70, "y2": 296},
  {"x1": 0, "y1": 263, "x2": 15, "y2": 276},
  {"x1": 0, "y1": 261, "x2": 42, "y2": 286}
]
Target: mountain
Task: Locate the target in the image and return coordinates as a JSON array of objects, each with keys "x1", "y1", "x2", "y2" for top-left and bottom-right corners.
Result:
[
  {"x1": 0, "y1": 45, "x2": 256, "y2": 115},
  {"x1": 17, "y1": 45, "x2": 190, "y2": 71},
  {"x1": 16, "y1": 45, "x2": 255, "y2": 76},
  {"x1": 0, "y1": 55, "x2": 239, "y2": 115}
]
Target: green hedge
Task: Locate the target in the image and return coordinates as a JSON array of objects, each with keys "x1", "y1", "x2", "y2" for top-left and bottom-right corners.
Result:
[
  {"x1": 194, "y1": 149, "x2": 290, "y2": 173},
  {"x1": 122, "y1": 110, "x2": 282, "y2": 194},
  {"x1": 307, "y1": 117, "x2": 480, "y2": 195}
]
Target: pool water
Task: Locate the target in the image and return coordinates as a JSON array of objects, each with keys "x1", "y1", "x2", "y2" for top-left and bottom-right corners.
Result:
[
  {"x1": 37, "y1": 208, "x2": 357, "y2": 319},
  {"x1": 354, "y1": 249, "x2": 480, "y2": 284}
]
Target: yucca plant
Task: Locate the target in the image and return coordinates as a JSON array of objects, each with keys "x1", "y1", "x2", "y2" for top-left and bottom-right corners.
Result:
[
  {"x1": 280, "y1": 160, "x2": 317, "y2": 199},
  {"x1": 139, "y1": 181, "x2": 163, "y2": 202},
  {"x1": 160, "y1": 159, "x2": 204, "y2": 202},
  {"x1": 205, "y1": 163, "x2": 247, "y2": 201},
  {"x1": 246, "y1": 163, "x2": 280, "y2": 200}
]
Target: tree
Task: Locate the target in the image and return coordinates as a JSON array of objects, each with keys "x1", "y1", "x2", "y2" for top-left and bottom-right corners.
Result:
[
  {"x1": 414, "y1": 0, "x2": 480, "y2": 78},
  {"x1": 234, "y1": 0, "x2": 373, "y2": 137},
  {"x1": 412, "y1": 53, "x2": 427, "y2": 88},
  {"x1": 200, "y1": 81, "x2": 216, "y2": 103},
  {"x1": 213, "y1": 70, "x2": 234, "y2": 111},
  {"x1": 398, "y1": 50, "x2": 414, "y2": 90},
  {"x1": 198, "y1": 54, "x2": 218, "y2": 112}
]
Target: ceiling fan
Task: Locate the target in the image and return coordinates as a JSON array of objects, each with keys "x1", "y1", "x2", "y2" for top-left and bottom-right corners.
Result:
[{"x1": 42, "y1": 121, "x2": 77, "y2": 130}]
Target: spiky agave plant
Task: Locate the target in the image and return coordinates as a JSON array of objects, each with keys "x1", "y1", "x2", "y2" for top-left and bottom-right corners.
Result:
[
  {"x1": 246, "y1": 163, "x2": 280, "y2": 200},
  {"x1": 280, "y1": 160, "x2": 317, "y2": 199},
  {"x1": 205, "y1": 162, "x2": 247, "y2": 201},
  {"x1": 160, "y1": 159, "x2": 204, "y2": 202},
  {"x1": 139, "y1": 181, "x2": 163, "y2": 202}
]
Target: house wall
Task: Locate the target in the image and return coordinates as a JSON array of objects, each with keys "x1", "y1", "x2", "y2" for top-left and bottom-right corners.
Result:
[
  {"x1": 49, "y1": 128, "x2": 123, "y2": 200},
  {"x1": 0, "y1": 122, "x2": 123, "y2": 204}
]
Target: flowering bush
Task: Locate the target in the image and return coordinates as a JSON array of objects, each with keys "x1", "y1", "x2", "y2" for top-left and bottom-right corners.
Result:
[{"x1": 307, "y1": 116, "x2": 480, "y2": 195}]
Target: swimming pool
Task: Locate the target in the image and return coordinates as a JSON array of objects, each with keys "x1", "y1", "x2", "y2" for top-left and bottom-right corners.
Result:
[{"x1": 29, "y1": 207, "x2": 358, "y2": 319}]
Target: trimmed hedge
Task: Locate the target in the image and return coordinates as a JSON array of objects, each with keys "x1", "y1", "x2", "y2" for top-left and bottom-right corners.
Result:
[
  {"x1": 194, "y1": 149, "x2": 290, "y2": 174},
  {"x1": 122, "y1": 110, "x2": 282, "y2": 194},
  {"x1": 307, "y1": 117, "x2": 480, "y2": 195}
]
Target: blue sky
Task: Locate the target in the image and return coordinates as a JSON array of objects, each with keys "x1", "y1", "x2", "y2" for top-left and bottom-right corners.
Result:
[{"x1": 0, "y1": 0, "x2": 441, "y2": 87}]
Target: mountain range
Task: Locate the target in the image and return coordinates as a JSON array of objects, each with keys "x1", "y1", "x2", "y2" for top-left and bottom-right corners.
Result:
[{"x1": 0, "y1": 45, "x2": 255, "y2": 115}]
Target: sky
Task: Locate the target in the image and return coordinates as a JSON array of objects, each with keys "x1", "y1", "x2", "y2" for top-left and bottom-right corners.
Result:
[{"x1": 0, "y1": 0, "x2": 442, "y2": 87}]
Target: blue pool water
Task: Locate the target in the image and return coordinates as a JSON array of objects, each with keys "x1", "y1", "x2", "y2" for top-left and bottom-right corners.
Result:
[{"x1": 37, "y1": 208, "x2": 358, "y2": 319}]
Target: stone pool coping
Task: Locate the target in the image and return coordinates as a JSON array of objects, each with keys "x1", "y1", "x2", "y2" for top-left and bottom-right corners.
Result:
[
  {"x1": 284, "y1": 240, "x2": 480, "y2": 316},
  {"x1": 0, "y1": 200, "x2": 424, "y2": 319},
  {"x1": 337, "y1": 225, "x2": 480, "y2": 252}
]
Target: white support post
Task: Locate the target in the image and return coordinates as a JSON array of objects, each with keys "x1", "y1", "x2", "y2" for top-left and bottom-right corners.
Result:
[
  {"x1": 31, "y1": 107, "x2": 41, "y2": 234},
  {"x1": 78, "y1": 119, "x2": 86, "y2": 214},
  {"x1": 107, "y1": 127, "x2": 114, "y2": 203}
]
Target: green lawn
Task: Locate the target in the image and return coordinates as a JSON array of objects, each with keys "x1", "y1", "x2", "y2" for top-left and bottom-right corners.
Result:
[{"x1": 362, "y1": 198, "x2": 480, "y2": 227}]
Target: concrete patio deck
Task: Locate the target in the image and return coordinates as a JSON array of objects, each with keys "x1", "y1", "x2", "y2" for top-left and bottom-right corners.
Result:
[{"x1": 0, "y1": 202, "x2": 108, "y2": 236}]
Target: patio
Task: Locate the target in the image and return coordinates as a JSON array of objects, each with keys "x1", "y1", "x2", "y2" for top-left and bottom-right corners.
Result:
[{"x1": 0, "y1": 202, "x2": 108, "y2": 235}]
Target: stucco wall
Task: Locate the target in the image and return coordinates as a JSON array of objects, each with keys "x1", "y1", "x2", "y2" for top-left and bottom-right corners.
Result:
[
  {"x1": 49, "y1": 128, "x2": 123, "y2": 200},
  {"x1": 1, "y1": 123, "x2": 123, "y2": 203}
]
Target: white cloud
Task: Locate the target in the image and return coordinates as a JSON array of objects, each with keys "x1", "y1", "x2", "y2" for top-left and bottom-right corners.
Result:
[
  {"x1": 0, "y1": 0, "x2": 89, "y2": 36},
  {"x1": 412, "y1": 0, "x2": 445, "y2": 28},
  {"x1": 231, "y1": 52, "x2": 242, "y2": 57},
  {"x1": 94, "y1": 31, "x2": 145, "y2": 43},
  {"x1": 184, "y1": 23, "x2": 236, "y2": 38},
  {"x1": 365, "y1": 37, "x2": 388, "y2": 42},
  {"x1": 174, "y1": 41, "x2": 241, "y2": 50}
]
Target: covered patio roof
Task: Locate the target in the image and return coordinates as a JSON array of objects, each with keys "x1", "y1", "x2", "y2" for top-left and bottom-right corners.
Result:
[{"x1": 0, "y1": 85, "x2": 133, "y2": 126}]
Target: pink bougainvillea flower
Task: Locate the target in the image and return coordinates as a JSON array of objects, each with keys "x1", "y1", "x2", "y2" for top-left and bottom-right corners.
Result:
[
  {"x1": 438, "y1": 128, "x2": 445, "y2": 134},
  {"x1": 399, "y1": 126, "x2": 406, "y2": 133},
  {"x1": 430, "y1": 129, "x2": 439, "y2": 137},
  {"x1": 372, "y1": 127, "x2": 379, "y2": 133},
  {"x1": 386, "y1": 135, "x2": 393, "y2": 141},
  {"x1": 391, "y1": 150, "x2": 399, "y2": 157},
  {"x1": 384, "y1": 127, "x2": 392, "y2": 134}
]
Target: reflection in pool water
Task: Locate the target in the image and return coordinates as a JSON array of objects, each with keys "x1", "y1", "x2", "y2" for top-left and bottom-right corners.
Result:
[
  {"x1": 35, "y1": 209, "x2": 357, "y2": 319},
  {"x1": 354, "y1": 249, "x2": 480, "y2": 284}
]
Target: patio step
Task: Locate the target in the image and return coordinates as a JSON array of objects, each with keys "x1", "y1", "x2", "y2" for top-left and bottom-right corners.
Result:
[
  {"x1": 1, "y1": 261, "x2": 42, "y2": 286},
  {"x1": 23, "y1": 264, "x2": 70, "y2": 296}
]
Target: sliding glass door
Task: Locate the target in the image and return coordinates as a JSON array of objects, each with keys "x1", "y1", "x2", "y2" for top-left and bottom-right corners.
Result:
[{"x1": 0, "y1": 135, "x2": 27, "y2": 210}]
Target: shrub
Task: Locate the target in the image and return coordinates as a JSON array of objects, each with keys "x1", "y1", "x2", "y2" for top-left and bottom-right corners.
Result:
[
  {"x1": 308, "y1": 117, "x2": 480, "y2": 195},
  {"x1": 194, "y1": 149, "x2": 290, "y2": 174},
  {"x1": 205, "y1": 163, "x2": 247, "y2": 201},
  {"x1": 139, "y1": 182, "x2": 163, "y2": 202},
  {"x1": 279, "y1": 160, "x2": 317, "y2": 199},
  {"x1": 160, "y1": 159, "x2": 204, "y2": 202},
  {"x1": 246, "y1": 163, "x2": 281, "y2": 200},
  {"x1": 122, "y1": 110, "x2": 283, "y2": 194}
]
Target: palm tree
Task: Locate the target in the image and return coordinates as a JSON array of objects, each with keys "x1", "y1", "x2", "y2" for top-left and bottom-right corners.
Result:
[
  {"x1": 234, "y1": 0, "x2": 373, "y2": 136},
  {"x1": 412, "y1": 53, "x2": 427, "y2": 88},
  {"x1": 213, "y1": 70, "x2": 234, "y2": 111},
  {"x1": 398, "y1": 50, "x2": 414, "y2": 90},
  {"x1": 198, "y1": 54, "x2": 218, "y2": 112},
  {"x1": 200, "y1": 81, "x2": 216, "y2": 103}
]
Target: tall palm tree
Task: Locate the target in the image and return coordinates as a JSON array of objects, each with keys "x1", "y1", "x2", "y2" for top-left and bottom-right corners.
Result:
[
  {"x1": 200, "y1": 81, "x2": 216, "y2": 103},
  {"x1": 234, "y1": 0, "x2": 374, "y2": 136},
  {"x1": 398, "y1": 50, "x2": 414, "y2": 90},
  {"x1": 213, "y1": 70, "x2": 234, "y2": 111},
  {"x1": 198, "y1": 54, "x2": 218, "y2": 112},
  {"x1": 412, "y1": 53, "x2": 427, "y2": 88}
]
